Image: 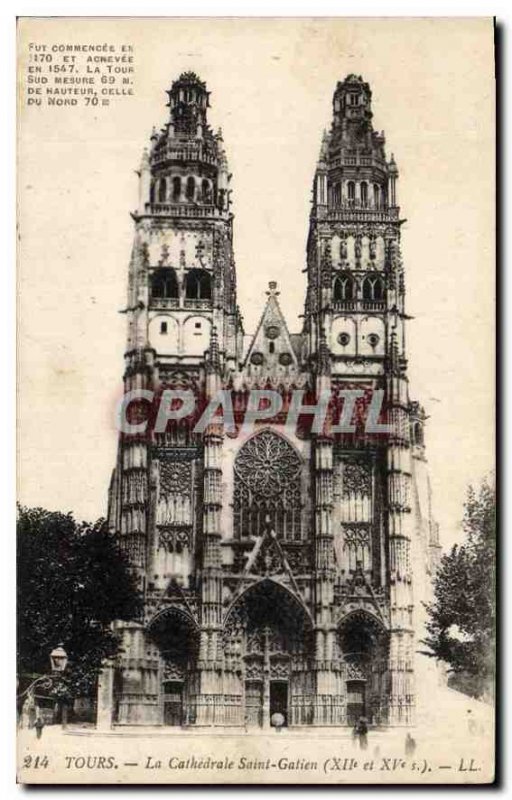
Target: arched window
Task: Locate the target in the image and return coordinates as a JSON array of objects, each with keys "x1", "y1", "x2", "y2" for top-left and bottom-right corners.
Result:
[
  {"x1": 347, "y1": 181, "x2": 355, "y2": 205},
  {"x1": 186, "y1": 176, "x2": 196, "y2": 201},
  {"x1": 333, "y1": 273, "x2": 354, "y2": 303},
  {"x1": 332, "y1": 182, "x2": 341, "y2": 207},
  {"x1": 233, "y1": 430, "x2": 302, "y2": 541},
  {"x1": 158, "y1": 178, "x2": 167, "y2": 203},
  {"x1": 151, "y1": 268, "x2": 179, "y2": 299},
  {"x1": 185, "y1": 269, "x2": 212, "y2": 300},
  {"x1": 172, "y1": 176, "x2": 181, "y2": 202},
  {"x1": 412, "y1": 421, "x2": 424, "y2": 447},
  {"x1": 362, "y1": 274, "x2": 385, "y2": 302},
  {"x1": 149, "y1": 181, "x2": 156, "y2": 205},
  {"x1": 360, "y1": 182, "x2": 368, "y2": 207},
  {"x1": 201, "y1": 179, "x2": 212, "y2": 203},
  {"x1": 373, "y1": 184, "x2": 380, "y2": 208},
  {"x1": 373, "y1": 277, "x2": 384, "y2": 301}
]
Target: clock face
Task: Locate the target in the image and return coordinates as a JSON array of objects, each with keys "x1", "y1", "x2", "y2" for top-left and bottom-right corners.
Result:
[{"x1": 265, "y1": 325, "x2": 280, "y2": 340}]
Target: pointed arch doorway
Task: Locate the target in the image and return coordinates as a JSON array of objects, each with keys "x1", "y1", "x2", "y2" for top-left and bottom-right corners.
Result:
[
  {"x1": 338, "y1": 610, "x2": 389, "y2": 727},
  {"x1": 224, "y1": 580, "x2": 313, "y2": 729},
  {"x1": 147, "y1": 607, "x2": 199, "y2": 727}
]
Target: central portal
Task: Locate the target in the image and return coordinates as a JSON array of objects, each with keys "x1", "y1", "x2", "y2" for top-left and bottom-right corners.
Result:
[{"x1": 225, "y1": 580, "x2": 313, "y2": 729}]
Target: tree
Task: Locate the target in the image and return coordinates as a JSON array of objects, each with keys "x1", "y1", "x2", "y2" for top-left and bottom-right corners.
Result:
[
  {"x1": 17, "y1": 506, "x2": 143, "y2": 703},
  {"x1": 422, "y1": 477, "x2": 496, "y2": 699}
]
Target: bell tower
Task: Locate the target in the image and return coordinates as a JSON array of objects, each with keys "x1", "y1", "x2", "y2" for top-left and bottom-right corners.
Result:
[
  {"x1": 128, "y1": 71, "x2": 242, "y2": 371},
  {"x1": 304, "y1": 73, "x2": 401, "y2": 365},
  {"x1": 303, "y1": 75, "x2": 416, "y2": 726},
  {"x1": 112, "y1": 71, "x2": 243, "y2": 583},
  {"x1": 104, "y1": 74, "x2": 243, "y2": 726}
]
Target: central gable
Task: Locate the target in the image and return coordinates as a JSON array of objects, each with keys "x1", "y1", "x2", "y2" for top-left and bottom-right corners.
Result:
[{"x1": 241, "y1": 281, "x2": 301, "y2": 379}]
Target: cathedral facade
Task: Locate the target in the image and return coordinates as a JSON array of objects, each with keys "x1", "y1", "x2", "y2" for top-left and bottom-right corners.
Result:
[{"x1": 100, "y1": 72, "x2": 441, "y2": 730}]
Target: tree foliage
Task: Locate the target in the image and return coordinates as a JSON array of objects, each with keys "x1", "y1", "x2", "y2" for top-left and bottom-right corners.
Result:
[
  {"x1": 422, "y1": 477, "x2": 496, "y2": 698},
  {"x1": 17, "y1": 506, "x2": 143, "y2": 701}
]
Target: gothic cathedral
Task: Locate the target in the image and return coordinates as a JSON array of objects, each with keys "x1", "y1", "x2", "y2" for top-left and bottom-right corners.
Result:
[{"x1": 102, "y1": 72, "x2": 441, "y2": 729}]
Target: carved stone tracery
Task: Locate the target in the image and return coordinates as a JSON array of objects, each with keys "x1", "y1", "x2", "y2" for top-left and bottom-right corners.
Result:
[
  {"x1": 222, "y1": 581, "x2": 313, "y2": 681},
  {"x1": 233, "y1": 430, "x2": 303, "y2": 541},
  {"x1": 342, "y1": 460, "x2": 372, "y2": 496},
  {"x1": 234, "y1": 430, "x2": 301, "y2": 497},
  {"x1": 157, "y1": 460, "x2": 193, "y2": 526},
  {"x1": 158, "y1": 526, "x2": 191, "y2": 552}
]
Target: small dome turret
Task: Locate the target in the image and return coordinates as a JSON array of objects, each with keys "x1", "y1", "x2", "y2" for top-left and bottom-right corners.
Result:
[{"x1": 139, "y1": 72, "x2": 232, "y2": 217}]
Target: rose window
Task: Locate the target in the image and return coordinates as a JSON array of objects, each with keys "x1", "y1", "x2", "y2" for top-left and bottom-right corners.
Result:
[{"x1": 233, "y1": 430, "x2": 302, "y2": 541}]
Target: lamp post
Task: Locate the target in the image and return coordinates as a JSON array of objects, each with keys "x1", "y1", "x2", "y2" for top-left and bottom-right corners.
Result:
[
  {"x1": 49, "y1": 644, "x2": 68, "y2": 674},
  {"x1": 17, "y1": 644, "x2": 69, "y2": 729}
]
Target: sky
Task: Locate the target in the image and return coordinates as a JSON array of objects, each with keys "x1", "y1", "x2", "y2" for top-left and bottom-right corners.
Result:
[{"x1": 17, "y1": 17, "x2": 495, "y2": 549}]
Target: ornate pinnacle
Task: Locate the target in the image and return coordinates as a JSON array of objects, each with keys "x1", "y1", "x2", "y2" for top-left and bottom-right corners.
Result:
[
  {"x1": 177, "y1": 71, "x2": 205, "y2": 85},
  {"x1": 389, "y1": 330, "x2": 400, "y2": 372},
  {"x1": 216, "y1": 128, "x2": 229, "y2": 169},
  {"x1": 318, "y1": 328, "x2": 331, "y2": 376},
  {"x1": 318, "y1": 129, "x2": 329, "y2": 166},
  {"x1": 140, "y1": 147, "x2": 149, "y2": 170},
  {"x1": 206, "y1": 325, "x2": 221, "y2": 374}
]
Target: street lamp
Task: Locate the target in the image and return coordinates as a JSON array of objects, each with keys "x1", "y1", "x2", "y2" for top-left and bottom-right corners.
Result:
[
  {"x1": 17, "y1": 644, "x2": 69, "y2": 729},
  {"x1": 50, "y1": 644, "x2": 68, "y2": 673}
]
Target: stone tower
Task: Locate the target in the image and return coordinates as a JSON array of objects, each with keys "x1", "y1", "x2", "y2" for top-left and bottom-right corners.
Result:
[
  {"x1": 102, "y1": 72, "x2": 243, "y2": 726},
  {"x1": 100, "y1": 73, "x2": 439, "y2": 730},
  {"x1": 303, "y1": 73, "x2": 417, "y2": 727}
]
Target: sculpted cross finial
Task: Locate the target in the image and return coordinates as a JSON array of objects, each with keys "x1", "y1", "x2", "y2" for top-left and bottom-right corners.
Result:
[{"x1": 266, "y1": 281, "x2": 280, "y2": 298}]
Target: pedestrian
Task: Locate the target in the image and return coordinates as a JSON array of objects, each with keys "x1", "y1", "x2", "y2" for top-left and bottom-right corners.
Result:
[
  {"x1": 405, "y1": 732, "x2": 416, "y2": 756},
  {"x1": 34, "y1": 716, "x2": 44, "y2": 740},
  {"x1": 352, "y1": 721, "x2": 359, "y2": 748},
  {"x1": 271, "y1": 712, "x2": 285, "y2": 732},
  {"x1": 358, "y1": 716, "x2": 368, "y2": 750},
  {"x1": 466, "y1": 709, "x2": 477, "y2": 736}
]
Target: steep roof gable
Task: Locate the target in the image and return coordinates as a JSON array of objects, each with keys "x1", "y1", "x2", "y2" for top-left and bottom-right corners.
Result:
[{"x1": 242, "y1": 282, "x2": 300, "y2": 377}]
